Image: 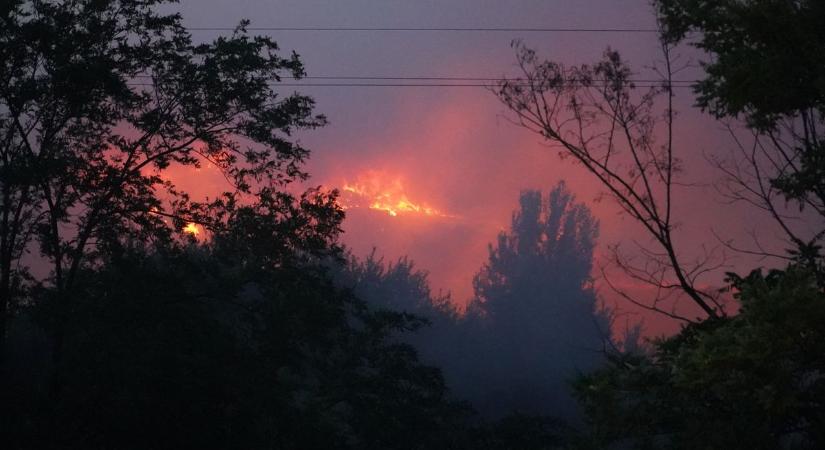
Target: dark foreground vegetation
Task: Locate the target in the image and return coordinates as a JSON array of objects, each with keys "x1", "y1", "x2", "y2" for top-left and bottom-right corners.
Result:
[{"x1": 1, "y1": 1, "x2": 824, "y2": 449}]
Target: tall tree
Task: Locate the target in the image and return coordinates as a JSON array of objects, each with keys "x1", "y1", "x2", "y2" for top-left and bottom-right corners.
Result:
[
  {"x1": 0, "y1": 0, "x2": 324, "y2": 371},
  {"x1": 472, "y1": 184, "x2": 599, "y2": 321},
  {"x1": 574, "y1": 266, "x2": 825, "y2": 450},
  {"x1": 464, "y1": 182, "x2": 609, "y2": 417},
  {"x1": 656, "y1": 0, "x2": 825, "y2": 129},
  {"x1": 570, "y1": 5, "x2": 825, "y2": 447},
  {"x1": 656, "y1": 0, "x2": 825, "y2": 269},
  {"x1": 495, "y1": 40, "x2": 724, "y2": 320}
]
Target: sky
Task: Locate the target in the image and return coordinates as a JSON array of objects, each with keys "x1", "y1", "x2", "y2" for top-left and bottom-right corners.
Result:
[{"x1": 166, "y1": 0, "x2": 815, "y2": 335}]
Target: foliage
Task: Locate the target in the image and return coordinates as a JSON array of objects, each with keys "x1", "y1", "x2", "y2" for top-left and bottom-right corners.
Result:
[
  {"x1": 574, "y1": 266, "x2": 825, "y2": 449},
  {"x1": 550, "y1": 4, "x2": 825, "y2": 449},
  {"x1": 472, "y1": 182, "x2": 599, "y2": 319},
  {"x1": 336, "y1": 185, "x2": 611, "y2": 424},
  {"x1": 0, "y1": 0, "x2": 325, "y2": 357},
  {"x1": 656, "y1": 0, "x2": 825, "y2": 129},
  {"x1": 337, "y1": 251, "x2": 464, "y2": 378},
  {"x1": 341, "y1": 250, "x2": 457, "y2": 322},
  {"x1": 461, "y1": 182, "x2": 609, "y2": 417},
  {"x1": 4, "y1": 241, "x2": 470, "y2": 449},
  {"x1": 656, "y1": 0, "x2": 825, "y2": 261},
  {"x1": 495, "y1": 40, "x2": 724, "y2": 319},
  {"x1": 0, "y1": 2, "x2": 474, "y2": 449},
  {"x1": 339, "y1": 249, "x2": 581, "y2": 448},
  {"x1": 6, "y1": 1, "x2": 823, "y2": 449}
]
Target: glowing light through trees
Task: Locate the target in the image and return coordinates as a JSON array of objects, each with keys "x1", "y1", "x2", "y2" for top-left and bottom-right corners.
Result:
[{"x1": 183, "y1": 222, "x2": 201, "y2": 235}]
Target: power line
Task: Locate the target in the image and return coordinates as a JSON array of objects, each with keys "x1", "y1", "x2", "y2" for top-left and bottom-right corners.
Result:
[
  {"x1": 300, "y1": 76, "x2": 695, "y2": 83},
  {"x1": 131, "y1": 75, "x2": 698, "y2": 83},
  {"x1": 271, "y1": 83, "x2": 689, "y2": 87},
  {"x1": 187, "y1": 26, "x2": 658, "y2": 33},
  {"x1": 127, "y1": 82, "x2": 693, "y2": 88}
]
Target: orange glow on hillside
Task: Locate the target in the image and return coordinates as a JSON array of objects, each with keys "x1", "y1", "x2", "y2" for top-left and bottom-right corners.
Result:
[{"x1": 341, "y1": 171, "x2": 454, "y2": 218}]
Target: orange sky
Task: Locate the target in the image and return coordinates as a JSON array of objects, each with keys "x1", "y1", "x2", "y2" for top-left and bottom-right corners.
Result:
[
  {"x1": 302, "y1": 83, "x2": 813, "y2": 335},
  {"x1": 164, "y1": 84, "x2": 797, "y2": 338},
  {"x1": 163, "y1": 0, "x2": 818, "y2": 336}
]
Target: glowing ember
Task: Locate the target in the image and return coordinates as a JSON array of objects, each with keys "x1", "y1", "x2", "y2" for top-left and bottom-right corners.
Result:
[
  {"x1": 183, "y1": 222, "x2": 201, "y2": 235},
  {"x1": 340, "y1": 171, "x2": 453, "y2": 218}
]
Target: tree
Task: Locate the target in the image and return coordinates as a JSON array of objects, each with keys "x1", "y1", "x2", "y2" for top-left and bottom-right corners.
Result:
[
  {"x1": 656, "y1": 0, "x2": 825, "y2": 129},
  {"x1": 0, "y1": 0, "x2": 324, "y2": 379},
  {"x1": 463, "y1": 182, "x2": 610, "y2": 417},
  {"x1": 564, "y1": 4, "x2": 825, "y2": 449},
  {"x1": 655, "y1": 0, "x2": 825, "y2": 271},
  {"x1": 3, "y1": 237, "x2": 471, "y2": 448},
  {"x1": 574, "y1": 266, "x2": 825, "y2": 449},
  {"x1": 495, "y1": 40, "x2": 724, "y2": 321},
  {"x1": 341, "y1": 250, "x2": 456, "y2": 321},
  {"x1": 338, "y1": 251, "x2": 461, "y2": 365},
  {"x1": 336, "y1": 186, "x2": 611, "y2": 422},
  {"x1": 472, "y1": 183, "x2": 599, "y2": 321},
  {"x1": 0, "y1": 2, "x2": 481, "y2": 446}
]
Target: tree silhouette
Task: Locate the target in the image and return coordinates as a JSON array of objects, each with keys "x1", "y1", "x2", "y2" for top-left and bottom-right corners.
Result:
[
  {"x1": 3, "y1": 243, "x2": 473, "y2": 448},
  {"x1": 463, "y1": 182, "x2": 609, "y2": 417},
  {"x1": 339, "y1": 251, "x2": 459, "y2": 357},
  {"x1": 0, "y1": 4, "x2": 481, "y2": 447},
  {"x1": 575, "y1": 267, "x2": 825, "y2": 449},
  {"x1": 0, "y1": 0, "x2": 324, "y2": 387},
  {"x1": 342, "y1": 250, "x2": 456, "y2": 320},
  {"x1": 495, "y1": 40, "x2": 724, "y2": 320},
  {"x1": 656, "y1": 0, "x2": 825, "y2": 276},
  {"x1": 569, "y1": 5, "x2": 825, "y2": 448},
  {"x1": 337, "y1": 247, "x2": 583, "y2": 445},
  {"x1": 472, "y1": 183, "x2": 599, "y2": 321}
]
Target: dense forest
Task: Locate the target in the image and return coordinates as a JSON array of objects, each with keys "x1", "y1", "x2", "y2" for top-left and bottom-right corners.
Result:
[{"x1": 1, "y1": 1, "x2": 823, "y2": 449}]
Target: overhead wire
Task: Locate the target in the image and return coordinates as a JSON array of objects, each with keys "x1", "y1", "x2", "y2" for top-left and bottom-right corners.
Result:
[
  {"x1": 126, "y1": 82, "x2": 695, "y2": 88},
  {"x1": 186, "y1": 27, "x2": 659, "y2": 33},
  {"x1": 130, "y1": 75, "x2": 697, "y2": 83},
  {"x1": 128, "y1": 26, "x2": 693, "y2": 89},
  {"x1": 127, "y1": 76, "x2": 698, "y2": 88}
]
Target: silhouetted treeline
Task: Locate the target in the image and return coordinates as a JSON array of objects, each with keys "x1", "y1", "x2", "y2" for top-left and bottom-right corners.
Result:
[
  {"x1": 4, "y1": 240, "x2": 473, "y2": 448},
  {"x1": 3, "y1": 0, "x2": 825, "y2": 449},
  {"x1": 0, "y1": 1, "x2": 590, "y2": 448},
  {"x1": 490, "y1": 0, "x2": 825, "y2": 448},
  {"x1": 341, "y1": 183, "x2": 613, "y2": 421}
]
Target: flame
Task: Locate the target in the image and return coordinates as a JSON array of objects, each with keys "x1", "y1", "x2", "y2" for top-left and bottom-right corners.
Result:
[
  {"x1": 340, "y1": 171, "x2": 453, "y2": 218},
  {"x1": 148, "y1": 208, "x2": 202, "y2": 237},
  {"x1": 183, "y1": 222, "x2": 201, "y2": 235}
]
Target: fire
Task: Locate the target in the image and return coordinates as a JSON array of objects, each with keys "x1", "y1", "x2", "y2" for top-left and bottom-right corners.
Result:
[
  {"x1": 148, "y1": 208, "x2": 203, "y2": 237},
  {"x1": 183, "y1": 222, "x2": 201, "y2": 235},
  {"x1": 340, "y1": 171, "x2": 453, "y2": 218}
]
